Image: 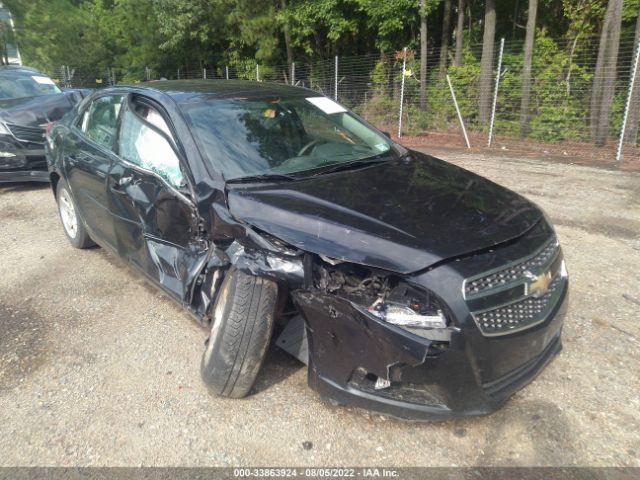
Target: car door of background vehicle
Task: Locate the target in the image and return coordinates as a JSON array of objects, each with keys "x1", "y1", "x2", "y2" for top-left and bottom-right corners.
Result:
[
  {"x1": 64, "y1": 94, "x2": 123, "y2": 248},
  {"x1": 106, "y1": 95, "x2": 206, "y2": 303}
]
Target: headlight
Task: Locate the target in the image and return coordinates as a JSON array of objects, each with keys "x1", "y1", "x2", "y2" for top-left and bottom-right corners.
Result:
[
  {"x1": 366, "y1": 282, "x2": 449, "y2": 330},
  {"x1": 368, "y1": 300, "x2": 448, "y2": 329},
  {"x1": 313, "y1": 259, "x2": 451, "y2": 332}
]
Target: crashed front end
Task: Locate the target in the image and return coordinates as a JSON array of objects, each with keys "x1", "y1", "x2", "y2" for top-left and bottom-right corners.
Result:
[{"x1": 251, "y1": 219, "x2": 568, "y2": 420}]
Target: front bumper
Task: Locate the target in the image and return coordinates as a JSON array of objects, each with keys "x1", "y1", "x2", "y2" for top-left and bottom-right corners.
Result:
[
  {"x1": 0, "y1": 135, "x2": 48, "y2": 184},
  {"x1": 291, "y1": 222, "x2": 569, "y2": 420},
  {"x1": 294, "y1": 283, "x2": 567, "y2": 420}
]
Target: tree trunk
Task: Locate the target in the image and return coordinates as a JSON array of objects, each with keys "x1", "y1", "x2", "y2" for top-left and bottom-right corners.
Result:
[
  {"x1": 478, "y1": 0, "x2": 496, "y2": 124},
  {"x1": 519, "y1": 0, "x2": 538, "y2": 138},
  {"x1": 420, "y1": 0, "x2": 428, "y2": 110},
  {"x1": 439, "y1": 0, "x2": 452, "y2": 77},
  {"x1": 454, "y1": 0, "x2": 465, "y2": 67},
  {"x1": 624, "y1": 14, "x2": 640, "y2": 145},
  {"x1": 280, "y1": 0, "x2": 293, "y2": 65},
  {"x1": 590, "y1": 0, "x2": 623, "y2": 146}
]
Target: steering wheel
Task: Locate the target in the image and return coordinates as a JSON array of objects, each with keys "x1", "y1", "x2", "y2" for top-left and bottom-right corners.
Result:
[{"x1": 297, "y1": 139, "x2": 325, "y2": 157}]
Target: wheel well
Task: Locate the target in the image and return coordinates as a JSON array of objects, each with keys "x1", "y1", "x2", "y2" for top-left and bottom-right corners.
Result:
[{"x1": 50, "y1": 172, "x2": 60, "y2": 198}]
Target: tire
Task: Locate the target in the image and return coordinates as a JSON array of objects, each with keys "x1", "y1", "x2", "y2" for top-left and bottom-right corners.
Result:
[
  {"x1": 201, "y1": 269, "x2": 278, "y2": 398},
  {"x1": 56, "y1": 178, "x2": 95, "y2": 249}
]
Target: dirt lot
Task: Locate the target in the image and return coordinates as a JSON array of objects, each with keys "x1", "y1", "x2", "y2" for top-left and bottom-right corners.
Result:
[{"x1": 0, "y1": 150, "x2": 639, "y2": 467}]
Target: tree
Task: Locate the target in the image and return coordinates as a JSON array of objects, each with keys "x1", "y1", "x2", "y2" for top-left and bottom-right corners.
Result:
[
  {"x1": 280, "y1": 0, "x2": 294, "y2": 66},
  {"x1": 454, "y1": 0, "x2": 465, "y2": 67},
  {"x1": 590, "y1": 0, "x2": 623, "y2": 146},
  {"x1": 622, "y1": 9, "x2": 640, "y2": 145},
  {"x1": 438, "y1": 0, "x2": 452, "y2": 76},
  {"x1": 420, "y1": 0, "x2": 428, "y2": 110},
  {"x1": 519, "y1": 0, "x2": 538, "y2": 137},
  {"x1": 478, "y1": 0, "x2": 496, "y2": 124}
]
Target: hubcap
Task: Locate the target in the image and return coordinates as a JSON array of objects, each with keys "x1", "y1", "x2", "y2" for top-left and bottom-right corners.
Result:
[{"x1": 59, "y1": 188, "x2": 78, "y2": 239}]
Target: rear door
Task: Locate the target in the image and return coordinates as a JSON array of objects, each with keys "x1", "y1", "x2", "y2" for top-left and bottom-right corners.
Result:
[
  {"x1": 106, "y1": 95, "x2": 207, "y2": 303},
  {"x1": 64, "y1": 94, "x2": 123, "y2": 248}
]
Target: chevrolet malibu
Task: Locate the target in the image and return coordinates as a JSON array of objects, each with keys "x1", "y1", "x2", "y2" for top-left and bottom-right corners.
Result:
[{"x1": 46, "y1": 80, "x2": 569, "y2": 419}]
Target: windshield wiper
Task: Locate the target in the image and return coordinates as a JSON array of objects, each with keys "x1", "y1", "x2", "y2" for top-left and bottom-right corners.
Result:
[
  {"x1": 308, "y1": 156, "x2": 395, "y2": 177},
  {"x1": 225, "y1": 172, "x2": 299, "y2": 184}
]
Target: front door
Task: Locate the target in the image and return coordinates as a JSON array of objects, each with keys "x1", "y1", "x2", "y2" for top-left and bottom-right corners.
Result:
[{"x1": 106, "y1": 96, "x2": 207, "y2": 303}]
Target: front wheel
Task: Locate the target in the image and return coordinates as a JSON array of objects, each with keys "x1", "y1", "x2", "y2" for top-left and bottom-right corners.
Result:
[
  {"x1": 201, "y1": 269, "x2": 278, "y2": 398},
  {"x1": 56, "y1": 179, "x2": 95, "y2": 249}
]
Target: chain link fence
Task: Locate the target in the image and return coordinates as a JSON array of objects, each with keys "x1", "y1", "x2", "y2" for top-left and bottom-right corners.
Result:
[{"x1": 53, "y1": 33, "x2": 640, "y2": 164}]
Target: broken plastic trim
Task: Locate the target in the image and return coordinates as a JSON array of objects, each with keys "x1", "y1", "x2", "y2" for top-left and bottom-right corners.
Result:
[{"x1": 312, "y1": 257, "x2": 455, "y2": 341}]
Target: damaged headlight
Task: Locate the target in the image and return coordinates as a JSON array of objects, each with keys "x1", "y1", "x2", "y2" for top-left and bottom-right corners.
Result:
[
  {"x1": 368, "y1": 299, "x2": 448, "y2": 329},
  {"x1": 314, "y1": 259, "x2": 452, "y2": 334}
]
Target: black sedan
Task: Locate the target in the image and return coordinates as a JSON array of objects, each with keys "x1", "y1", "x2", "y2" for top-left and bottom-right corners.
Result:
[
  {"x1": 46, "y1": 80, "x2": 569, "y2": 419},
  {"x1": 0, "y1": 65, "x2": 85, "y2": 183}
]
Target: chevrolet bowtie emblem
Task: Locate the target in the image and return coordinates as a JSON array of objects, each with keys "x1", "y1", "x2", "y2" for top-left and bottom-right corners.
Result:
[{"x1": 527, "y1": 271, "x2": 553, "y2": 297}]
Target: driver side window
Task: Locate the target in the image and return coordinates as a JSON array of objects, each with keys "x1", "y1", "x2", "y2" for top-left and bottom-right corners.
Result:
[{"x1": 118, "y1": 105, "x2": 185, "y2": 189}]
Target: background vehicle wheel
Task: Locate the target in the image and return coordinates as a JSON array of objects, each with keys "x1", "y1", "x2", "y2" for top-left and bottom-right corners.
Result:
[
  {"x1": 56, "y1": 179, "x2": 95, "y2": 249},
  {"x1": 201, "y1": 269, "x2": 278, "y2": 398}
]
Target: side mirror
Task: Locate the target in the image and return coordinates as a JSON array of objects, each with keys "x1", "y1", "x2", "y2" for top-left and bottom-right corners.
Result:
[{"x1": 381, "y1": 131, "x2": 392, "y2": 139}]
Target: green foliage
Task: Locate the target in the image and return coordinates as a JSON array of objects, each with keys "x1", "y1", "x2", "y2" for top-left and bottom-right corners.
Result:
[{"x1": 4, "y1": 0, "x2": 639, "y2": 146}]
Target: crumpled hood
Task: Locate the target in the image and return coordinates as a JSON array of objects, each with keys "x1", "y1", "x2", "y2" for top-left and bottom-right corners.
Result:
[
  {"x1": 227, "y1": 152, "x2": 542, "y2": 274},
  {"x1": 0, "y1": 92, "x2": 76, "y2": 127}
]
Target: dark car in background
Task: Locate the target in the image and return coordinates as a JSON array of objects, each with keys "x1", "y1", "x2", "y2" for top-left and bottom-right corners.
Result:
[
  {"x1": 46, "y1": 80, "x2": 569, "y2": 420},
  {"x1": 0, "y1": 65, "x2": 86, "y2": 183}
]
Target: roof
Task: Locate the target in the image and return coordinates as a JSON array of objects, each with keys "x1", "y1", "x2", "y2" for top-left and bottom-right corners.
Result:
[
  {"x1": 137, "y1": 79, "x2": 317, "y2": 103},
  {"x1": 0, "y1": 65, "x2": 42, "y2": 75}
]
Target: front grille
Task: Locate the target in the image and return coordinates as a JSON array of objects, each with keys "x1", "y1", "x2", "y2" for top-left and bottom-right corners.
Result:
[
  {"x1": 464, "y1": 237, "x2": 566, "y2": 337},
  {"x1": 7, "y1": 124, "x2": 46, "y2": 144},
  {"x1": 465, "y1": 239, "x2": 559, "y2": 297},
  {"x1": 474, "y1": 275, "x2": 562, "y2": 335}
]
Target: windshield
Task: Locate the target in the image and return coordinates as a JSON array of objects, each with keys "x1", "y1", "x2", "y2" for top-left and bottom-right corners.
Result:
[
  {"x1": 0, "y1": 72, "x2": 62, "y2": 100},
  {"x1": 180, "y1": 95, "x2": 395, "y2": 180}
]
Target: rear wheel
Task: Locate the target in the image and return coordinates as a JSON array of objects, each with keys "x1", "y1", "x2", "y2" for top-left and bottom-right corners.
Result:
[
  {"x1": 201, "y1": 269, "x2": 278, "y2": 398},
  {"x1": 56, "y1": 179, "x2": 95, "y2": 249}
]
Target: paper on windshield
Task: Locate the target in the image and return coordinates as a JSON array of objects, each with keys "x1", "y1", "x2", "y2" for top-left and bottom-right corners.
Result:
[
  {"x1": 32, "y1": 76, "x2": 55, "y2": 85},
  {"x1": 306, "y1": 97, "x2": 347, "y2": 114}
]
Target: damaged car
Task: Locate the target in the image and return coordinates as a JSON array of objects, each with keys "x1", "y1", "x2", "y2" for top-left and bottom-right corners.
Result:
[
  {"x1": 46, "y1": 80, "x2": 569, "y2": 419},
  {"x1": 0, "y1": 65, "x2": 86, "y2": 183}
]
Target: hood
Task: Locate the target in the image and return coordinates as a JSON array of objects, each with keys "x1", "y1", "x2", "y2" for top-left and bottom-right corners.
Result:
[
  {"x1": 227, "y1": 152, "x2": 542, "y2": 274},
  {"x1": 0, "y1": 92, "x2": 78, "y2": 127}
]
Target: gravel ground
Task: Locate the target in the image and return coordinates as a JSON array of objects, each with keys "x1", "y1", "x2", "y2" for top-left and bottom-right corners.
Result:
[{"x1": 0, "y1": 151, "x2": 639, "y2": 467}]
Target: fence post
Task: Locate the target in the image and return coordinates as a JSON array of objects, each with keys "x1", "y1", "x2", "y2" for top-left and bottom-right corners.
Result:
[
  {"x1": 203, "y1": 68, "x2": 207, "y2": 79},
  {"x1": 177, "y1": 68, "x2": 180, "y2": 80},
  {"x1": 447, "y1": 74, "x2": 471, "y2": 148},
  {"x1": 256, "y1": 63, "x2": 260, "y2": 82},
  {"x1": 616, "y1": 40, "x2": 640, "y2": 162},
  {"x1": 398, "y1": 47, "x2": 407, "y2": 138},
  {"x1": 291, "y1": 62, "x2": 295, "y2": 86},
  {"x1": 225, "y1": 66, "x2": 229, "y2": 80},
  {"x1": 334, "y1": 55, "x2": 339, "y2": 100},
  {"x1": 488, "y1": 37, "x2": 505, "y2": 147}
]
